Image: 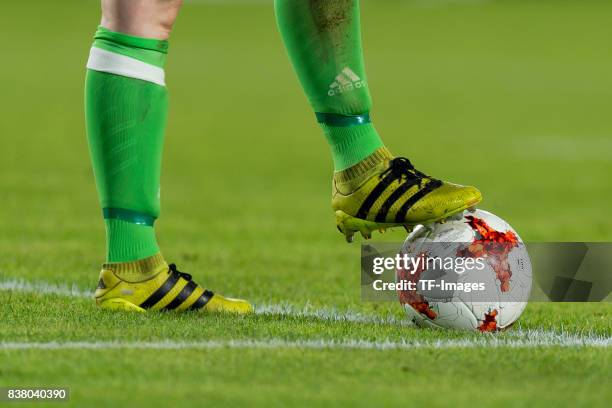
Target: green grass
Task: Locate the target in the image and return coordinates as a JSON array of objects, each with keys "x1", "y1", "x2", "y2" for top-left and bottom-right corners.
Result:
[
  {"x1": 0, "y1": 295, "x2": 610, "y2": 407},
  {"x1": 0, "y1": 0, "x2": 611, "y2": 406}
]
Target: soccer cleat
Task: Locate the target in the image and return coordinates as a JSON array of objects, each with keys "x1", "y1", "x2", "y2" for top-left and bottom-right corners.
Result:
[
  {"x1": 94, "y1": 254, "x2": 253, "y2": 314},
  {"x1": 333, "y1": 148, "x2": 482, "y2": 242}
]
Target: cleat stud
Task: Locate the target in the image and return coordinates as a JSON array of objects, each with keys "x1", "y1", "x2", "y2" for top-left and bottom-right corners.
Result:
[
  {"x1": 439, "y1": 218, "x2": 446, "y2": 224},
  {"x1": 467, "y1": 206, "x2": 477, "y2": 213},
  {"x1": 403, "y1": 225, "x2": 413, "y2": 233}
]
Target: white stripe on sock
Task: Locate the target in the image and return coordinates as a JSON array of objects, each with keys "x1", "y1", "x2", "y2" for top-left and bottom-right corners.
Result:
[{"x1": 86, "y1": 47, "x2": 166, "y2": 86}]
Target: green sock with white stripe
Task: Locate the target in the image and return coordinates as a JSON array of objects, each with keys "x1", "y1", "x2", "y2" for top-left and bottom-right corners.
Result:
[
  {"x1": 275, "y1": 0, "x2": 385, "y2": 171},
  {"x1": 85, "y1": 26, "x2": 168, "y2": 263}
]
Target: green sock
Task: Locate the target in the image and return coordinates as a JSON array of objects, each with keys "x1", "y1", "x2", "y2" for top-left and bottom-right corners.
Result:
[
  {"x1": 85, "y1": 26, "x2": 168, "y2": 263},
  {"x1": 275, "y1": 0, "x2": 384, "y2": 171}
]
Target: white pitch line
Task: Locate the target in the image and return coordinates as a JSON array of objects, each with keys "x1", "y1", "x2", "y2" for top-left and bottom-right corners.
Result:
[
  {"x1": 1, "y1": 335, "x2": 610, "y2": 351},
  {"x1": 1, "y1": 278, "x2": 610, "y2": 348},
  {"x1": 0, "y1": 278, "x2": 94, "y2": 299},
  {"x1": 254, "y1": 302, "x2": 410, "y2": 326},
  {"x1": 0, "y1": 278, "x2": 407, "y2": 326}
]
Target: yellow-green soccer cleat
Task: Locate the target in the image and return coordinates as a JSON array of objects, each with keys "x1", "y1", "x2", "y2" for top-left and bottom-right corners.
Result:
[
  {"x1": 94, "y1": 254, "x2": 253, "y2": 314},
  {"x1": 333, "y1": 147, "x2": 482, "y2": 242}
]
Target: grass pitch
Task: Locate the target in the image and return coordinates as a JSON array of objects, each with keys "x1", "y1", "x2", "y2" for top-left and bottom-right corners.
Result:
[{"x1": 1, "y1": 0, "x2": 611, "y2": 407}]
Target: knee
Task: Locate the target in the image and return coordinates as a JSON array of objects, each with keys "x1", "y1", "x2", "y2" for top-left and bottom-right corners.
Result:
[{"x1": 101, "y1": 0, "x2": 184, "y2": 40}]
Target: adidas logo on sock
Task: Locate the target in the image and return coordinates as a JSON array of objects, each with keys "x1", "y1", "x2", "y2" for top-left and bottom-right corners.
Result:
[{"x1": 328, "y1": 67, "x2": 366, "y2": 97}]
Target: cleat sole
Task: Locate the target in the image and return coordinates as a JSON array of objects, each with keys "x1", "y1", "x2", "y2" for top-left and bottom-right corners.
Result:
[
  {"x1": 98, "y1": 298, "x2": 145, "y2": 313},
  {"x1": 335, "y1": 210, "x2": 399, "y2": 242},
  {"x1": 335, "y1": 198, "x2": 481, "y2": 242}
]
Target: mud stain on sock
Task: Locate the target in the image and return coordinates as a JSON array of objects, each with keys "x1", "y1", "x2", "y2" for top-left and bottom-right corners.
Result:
[{"x1": 308, "y1": 0, "x2": 354, "y2": 60}]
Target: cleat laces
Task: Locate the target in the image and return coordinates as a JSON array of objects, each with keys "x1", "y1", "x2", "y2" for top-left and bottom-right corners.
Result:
[
  {"x1": 168, "y1": 263, "x2": 192, "y2": 281},
  {"x1": 380, "y1": 157, "x2": 434, "y2": 188}
]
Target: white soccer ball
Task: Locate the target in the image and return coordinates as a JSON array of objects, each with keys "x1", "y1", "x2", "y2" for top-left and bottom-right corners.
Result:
[{"x1": 398, "y1": 209, "x2": 532, "y2": 331}]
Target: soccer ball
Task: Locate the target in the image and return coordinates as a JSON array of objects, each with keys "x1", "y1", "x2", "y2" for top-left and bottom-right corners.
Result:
[{"x1": 397, "y1": 209, "x2": 532, "y2": 331}]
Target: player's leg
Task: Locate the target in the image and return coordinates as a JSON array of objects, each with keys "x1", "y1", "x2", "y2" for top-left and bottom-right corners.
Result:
[
  {"x1": 274, "y1": 0, "x2": 481, "y2": 241},
  {"x1": 85, "y1": 0, "x2": 251, "y2": 313},
  {"x1": 100, "y1": 0, "x2": 183, "y2": 39}
]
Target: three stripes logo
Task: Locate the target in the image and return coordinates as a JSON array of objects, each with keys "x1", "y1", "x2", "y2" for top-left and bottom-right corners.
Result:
[
  {"x1": 328, "y1": 67, "x2": 366, "y2": 97},
  {"x1": 355, "y1": 158, "x2": 444, "y2": 223},
  {"x1": 139, "y1": 265, "x2": 215, "y2": 311}
]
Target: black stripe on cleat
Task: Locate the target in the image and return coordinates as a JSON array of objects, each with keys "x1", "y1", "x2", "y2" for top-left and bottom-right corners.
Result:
[
  {"x1": 375, "y1": 179, "x2": 419, "y2": 222},
  {"x1": 139, "y1": 272, "x2": 181, "y2": 309},
  {"x1": 356, "y1": 172, "x2": 397, "y2": 220},
  {"x1": 162, "y1": 280, "x2": 198, "y2": 311},
  {"x1": 394, "y1": 179, "x2": 443, "y2": 223},
  {"x1": 189, "y1": 290, "x2": 215, "y2": 311}
]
